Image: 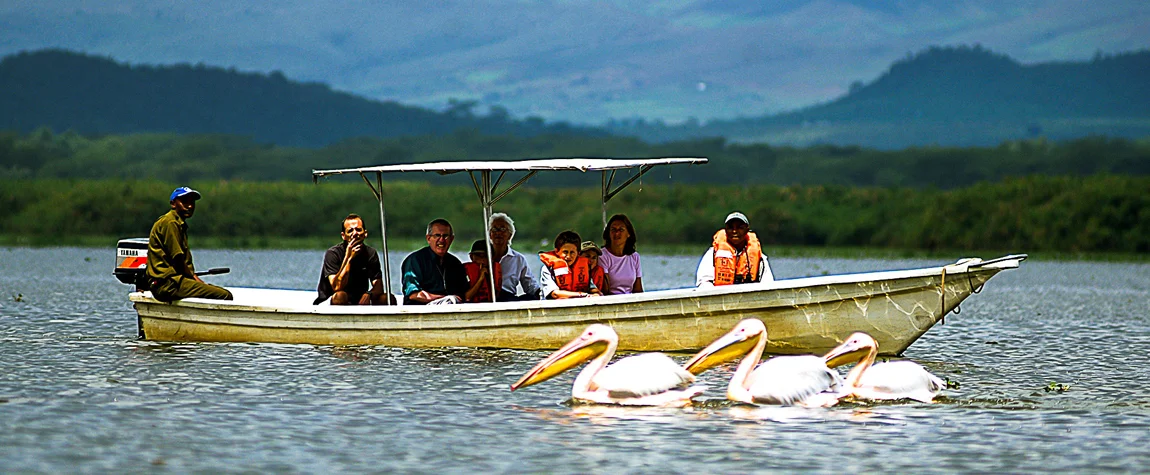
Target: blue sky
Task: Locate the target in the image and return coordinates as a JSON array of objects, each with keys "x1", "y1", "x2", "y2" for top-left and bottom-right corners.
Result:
[{"x1": 2, "y1": 0, "x2": 1147, "y2": 125}]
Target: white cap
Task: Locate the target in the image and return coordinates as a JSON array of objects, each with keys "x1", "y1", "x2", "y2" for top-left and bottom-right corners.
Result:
[{"x1": 725, "y1": 211, "x2": 749, "y2": 226}]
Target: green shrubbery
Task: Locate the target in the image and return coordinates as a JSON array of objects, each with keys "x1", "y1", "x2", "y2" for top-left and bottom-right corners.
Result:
[
  {"x1": 2, "y1": 129, "x2": 1147, "y2": 188},
  {"x1": 2, "y1": 175, "x2": 1145, "y2": 253}
]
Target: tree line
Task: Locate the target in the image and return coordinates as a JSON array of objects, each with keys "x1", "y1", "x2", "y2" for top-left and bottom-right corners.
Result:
[
  {"x1": 2, "y1": 128, "x2": 1147, "y2": 189},
  {"x1": 2, "y1": 175, "x2": 1145, "y2": 254}
]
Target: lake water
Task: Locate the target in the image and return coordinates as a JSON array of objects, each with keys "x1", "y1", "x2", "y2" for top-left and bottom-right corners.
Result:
[{"x1": 1, "y1": 246, "x2": 1148, "y2": 472}]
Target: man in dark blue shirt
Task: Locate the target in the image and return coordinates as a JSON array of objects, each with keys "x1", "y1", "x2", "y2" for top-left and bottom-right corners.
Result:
[{"x1": 401, "y1": 218, "x2": 468, "y2": 305}]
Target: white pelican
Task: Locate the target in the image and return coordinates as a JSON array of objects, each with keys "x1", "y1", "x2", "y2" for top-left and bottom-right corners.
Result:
[
  {"x1": 510, "y1": 324, "x2": 705, "y2": 407},
  {"x1": 823, "y1": 332, "x2": 945, "y2": 403},
  {"x1": 682, "y1": 319, "x2": 843, "y2": 407}
]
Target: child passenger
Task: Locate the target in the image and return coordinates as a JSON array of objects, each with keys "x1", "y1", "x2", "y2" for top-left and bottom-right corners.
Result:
[
  {"x1": 463, "y1": 240, "x2": 502, "y2": 303},
  {"x1": 579, "y1": 241, "x2": 607, "y2": 295},
  {"x1": 538, "y1": 231, "x2": 597, "y2": 299}
]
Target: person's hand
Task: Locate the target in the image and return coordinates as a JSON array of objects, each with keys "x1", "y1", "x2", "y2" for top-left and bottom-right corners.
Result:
[
  {"x1": 429, "y1": 295, "x2": 461, "y2": 305},
  {"x1": 348, "y1": 236, "x2": 365, "y2": 256}
]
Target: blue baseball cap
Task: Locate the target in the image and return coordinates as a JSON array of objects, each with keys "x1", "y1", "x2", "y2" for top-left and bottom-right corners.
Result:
[{"x1": 169, "y1": 186, "x2": 202, "y2": 202}]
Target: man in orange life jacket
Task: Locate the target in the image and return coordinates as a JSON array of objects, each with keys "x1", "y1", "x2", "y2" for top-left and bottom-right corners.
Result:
[
  {"x1": 539, "y1": 230, "x2": 598, "y2": 299},
  {"x1": 696, "y1": 212, "x2": 774, "y2": 287}
]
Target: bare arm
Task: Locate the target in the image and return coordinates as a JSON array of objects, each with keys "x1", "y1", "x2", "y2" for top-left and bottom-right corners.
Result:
[
  {"x1": 407, "y1": 290, "x2": 455, "y2": 303},
  {"x1": 464, "y1": 265, "x2": 489, "y2": 301},
  {"x1": 328, "y1": 238, "x2": 362, "y2": 292},
  {"x1": 539, "y1": 265, "x2": 592, "y2": 299}
]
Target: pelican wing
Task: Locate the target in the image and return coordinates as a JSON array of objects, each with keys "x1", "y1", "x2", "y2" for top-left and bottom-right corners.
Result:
[
  {"x1": 592, "y1": 353, "x2": 696, "y2": 398},
  {"x1": 856, "y1": 361, "x2": 945, "y2": 402},
  {"x1": 746, "y1": 355, "x2": 843, "y2": 406}
]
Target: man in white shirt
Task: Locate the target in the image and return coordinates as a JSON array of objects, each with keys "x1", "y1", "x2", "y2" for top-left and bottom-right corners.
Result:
[
  {"x1": 488, "y1": 212, "x2": 542, "y2": 300},
  {"x1": 696, "y1": 211, "x2": 773, "y2": 287}
]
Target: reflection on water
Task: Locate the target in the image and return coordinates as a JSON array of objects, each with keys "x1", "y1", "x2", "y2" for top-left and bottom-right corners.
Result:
[{"x1": 1, "y1": 247, "x2": 1149, "y2": 472}]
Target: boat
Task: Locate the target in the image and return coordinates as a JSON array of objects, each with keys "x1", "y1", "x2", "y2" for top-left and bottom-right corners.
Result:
[{"x1": 118, "y1": 158, "x2": 1026, "y2": 355}]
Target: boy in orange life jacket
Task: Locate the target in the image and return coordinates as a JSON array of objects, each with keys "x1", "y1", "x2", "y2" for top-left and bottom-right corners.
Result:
[
  {"x1": 463, "y1": 240, "x2": 502, "y2": 303},
  {"x1": 539, "y1": 230, "x2": 597, "y2": 299},
  {"x1": 696, "y1": 211, "x2": 774, "y2": 287},
  {"x1": 579, "y1": 241, "x2": 607, "y2": 295}
]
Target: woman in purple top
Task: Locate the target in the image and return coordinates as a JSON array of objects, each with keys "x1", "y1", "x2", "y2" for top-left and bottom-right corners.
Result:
[{"x1": 598, "y1": 214, "x2": 643, "y2": 294}]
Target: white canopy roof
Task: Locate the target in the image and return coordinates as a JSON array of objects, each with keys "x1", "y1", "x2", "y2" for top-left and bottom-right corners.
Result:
[{"x1": 312, "y1": 157, "x2": 707, "y2": 177}]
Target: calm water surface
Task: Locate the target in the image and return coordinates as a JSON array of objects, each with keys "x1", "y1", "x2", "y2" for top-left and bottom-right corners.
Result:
[{"x1": 1, "y1": 247, "x2": 1148, "y2": 473}]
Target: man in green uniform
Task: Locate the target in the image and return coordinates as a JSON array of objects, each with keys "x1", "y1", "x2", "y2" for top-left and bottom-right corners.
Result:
[{"x1": 146, "y1": 186, "x2": 232, "y2": 302}]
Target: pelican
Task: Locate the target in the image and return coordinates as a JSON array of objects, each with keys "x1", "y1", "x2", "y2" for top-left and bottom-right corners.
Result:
[
  {"x1": 823, "y1": 332, "x2": 945, "y2": 403},
  {"x1": 510, "y1": 324, "x2": 705, "y2": 407},
  {"x1": 682, "y1": 319, "x2": 843, "y2": 407}
]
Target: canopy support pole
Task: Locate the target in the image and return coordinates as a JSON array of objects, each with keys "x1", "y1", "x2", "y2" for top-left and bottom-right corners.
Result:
[
  {"x1": 469, "y1": 171, "x2": 500, "y2": 302},
  {"x1": 600, "y1": 165, "x2": 654, "y2": 227},
  {"x1": 360, "y1": 172, "x2": 393, "y2": 305}
]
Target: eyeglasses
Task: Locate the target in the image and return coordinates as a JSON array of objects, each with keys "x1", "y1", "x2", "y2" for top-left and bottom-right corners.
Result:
[
  {"x1": 429, "y1": 233, "x2": 454, "y2": 240},
  {"x1": 490, "y1": 226, "x2": 510, "y2": 233}
]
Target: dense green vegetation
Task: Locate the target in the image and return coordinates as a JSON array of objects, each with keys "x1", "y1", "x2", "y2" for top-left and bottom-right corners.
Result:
[
  {"x1": 3, "y1": 129, "x2": 1147, "y2": 189},
  {"x1": 2, "y1": 175, "x2": 1145, "y2": 254}
]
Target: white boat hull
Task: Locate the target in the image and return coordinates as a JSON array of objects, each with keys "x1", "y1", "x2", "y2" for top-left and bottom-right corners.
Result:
[{"x1": 130, "y1": 256, "x2": 1024, "y2": 355}]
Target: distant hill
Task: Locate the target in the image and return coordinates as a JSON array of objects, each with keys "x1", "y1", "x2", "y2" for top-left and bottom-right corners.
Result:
[
  {"x1": 4, "y1": 46, "x2": 1149, "y2": 150},
  {"x1": 0, "y1": 49, "x2": 606, "y2": 148},
  {"x1": 608, "y1": 45, "x2": 1150, "y2": 149}
]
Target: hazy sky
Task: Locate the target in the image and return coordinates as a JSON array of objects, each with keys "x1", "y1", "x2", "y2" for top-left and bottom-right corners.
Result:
[{"x1": 2, "y1": 0, "x2": 1147, "y2": 124}]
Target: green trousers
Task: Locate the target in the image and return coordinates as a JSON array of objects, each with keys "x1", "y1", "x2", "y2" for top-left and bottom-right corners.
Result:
[{"x1": 152, "y1": 276, "x2": 233, "y2": 302}]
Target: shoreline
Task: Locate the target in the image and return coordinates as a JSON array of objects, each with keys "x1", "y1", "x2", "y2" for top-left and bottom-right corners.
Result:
[{"x1": 3, "y1": 234, "x2": 1144, "y2": 263}]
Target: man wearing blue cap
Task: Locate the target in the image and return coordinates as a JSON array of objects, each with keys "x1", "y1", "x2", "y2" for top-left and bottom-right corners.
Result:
[{"x1": 145, "y1": 187, "x2": 233, "y2": 302}]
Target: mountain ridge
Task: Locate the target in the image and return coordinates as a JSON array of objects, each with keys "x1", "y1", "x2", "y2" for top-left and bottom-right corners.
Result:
[
  {"x1": 609, "y1": 45, "x2": 1150, "y2": 148},
  {"x1": 2, "y1": 46, "x2": 1148, "y2": 149},
  {"x1": 0, "y1": 49, "x2": 604, "y2": 148}
]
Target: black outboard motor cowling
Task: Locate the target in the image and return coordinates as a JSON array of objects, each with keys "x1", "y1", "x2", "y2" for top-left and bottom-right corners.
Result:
[{"x1": 114, "y1": 238, "x2": 149, "y2": 291}]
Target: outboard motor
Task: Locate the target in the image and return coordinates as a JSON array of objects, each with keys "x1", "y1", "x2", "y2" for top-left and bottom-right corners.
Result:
[{"x1": 114, "y1": 238, "x2": 149, "y2": 291}]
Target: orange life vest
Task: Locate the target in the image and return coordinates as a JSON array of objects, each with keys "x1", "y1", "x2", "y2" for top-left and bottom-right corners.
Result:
[
  {"x1": 712, "y1": 230, "x2": 762, "y2": 285},
  {"x1": 539, "y1": 251, "x2": 593, "y2": 293},
  {"x1": 590, "y1": 266, "x2": 606, "y2": 294},
  {"x1": 463, "y1": 261, "x2": 502, "y2": 303}
]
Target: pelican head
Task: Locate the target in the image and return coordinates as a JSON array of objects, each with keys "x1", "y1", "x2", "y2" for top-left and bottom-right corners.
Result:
[
  {"x1": 682, "y1": 319, "x2": 766, "y2": 375},
  {"x1": 510, "y1": 324, "x2": 614, "y2": 391},
  {"x1": 823, "y1": 332, "x2": 878, "y2": 368}
]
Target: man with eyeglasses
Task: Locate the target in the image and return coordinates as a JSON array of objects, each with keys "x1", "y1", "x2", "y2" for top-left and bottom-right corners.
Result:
[
  {"x1": 487, "y1": 212, "x2": 541, "y2": 301},
  {"x1": 401, "y1": 218, "x2": 469, "y2": 305},
  {"x1": 314, "y1": 213, "x2": 388, "y2": 305}
]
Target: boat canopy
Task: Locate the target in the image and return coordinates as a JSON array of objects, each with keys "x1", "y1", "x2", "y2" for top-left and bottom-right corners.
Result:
[
  {"x1": 312, "y1": 157, "x2": 707, "y2": 177},
  {"x1": 311, "y1": 157, "x2": 708, "y2": 305}
]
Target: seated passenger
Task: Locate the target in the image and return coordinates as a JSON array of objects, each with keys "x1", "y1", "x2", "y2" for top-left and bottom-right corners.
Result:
[
  {"x1": 401, "y1": 218, "x2": 469, "y2": 305},
  {"x1": 598, "y1": 213, "x2": 643, "y2": 294},
  {"x1": 147, "y1": 186, "x2": 233, "y2": 302},
  {"x1": 696, "y1": 212, "x2": 774, "y2": 287},
  {"x1": 463, "y1": 240, "x2": 502, "y2": 303},
  {"x1": 488, "y1": 212, "x2": 541, "y2": 301},
  {"x1": 538, "y1": 230, "x2": 597, "y2": 299},
  {"x1": 579, "y1": 241, "x2": 607, "y2": 295},
  {"x1": 314, "y1": 213, "x2": 388, "y2": 305}
]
